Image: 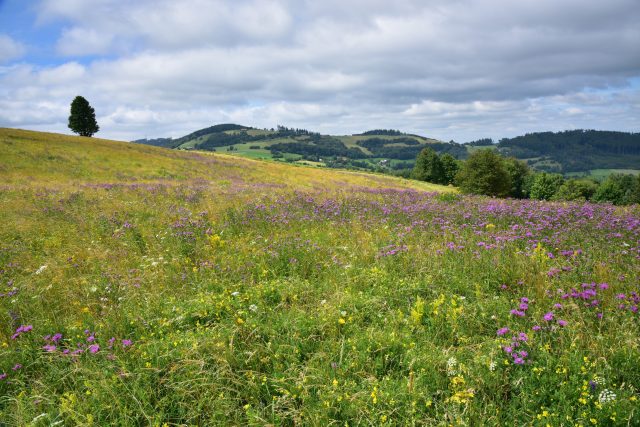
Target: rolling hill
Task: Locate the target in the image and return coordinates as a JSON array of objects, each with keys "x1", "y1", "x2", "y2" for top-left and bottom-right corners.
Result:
[
  {"x1": 133, "y1": 125, "x2": 466, "y2": 172},
  {"x1": 134, "y1": 125, "x2": 640, "y2": 176}
]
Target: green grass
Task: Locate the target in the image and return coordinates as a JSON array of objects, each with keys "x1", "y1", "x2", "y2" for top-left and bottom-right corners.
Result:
[
  {"x1": 566, "y1": 169, "x2": 640, "y2": 180},
  {"x1": 0, "y1": 128, "x2": 638, "y2": 425}
]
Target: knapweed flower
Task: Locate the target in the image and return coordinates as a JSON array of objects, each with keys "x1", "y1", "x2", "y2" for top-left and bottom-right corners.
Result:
[
  {"x1": 11, "y1": 325, "x2": 33, "y2": 339},
  {"x1": 497, "y1": 327, "x2": 509, "y2": 336},
  {"x1": 543, "y1": 312, "x2": 554, "y2": 321},
  {"x1": 558, "y1": 319, "x2": 568, "y2": 327},
  {"x1": 12, "y1": 364, "x2": 21, "y2": 371},
  {"x1": 121, "y1": 339, "x2": 132, "y2": 347},
  {"x1": 532, "y1": 325, "x2": 542, "y2": 331},
  {"x1": 88, "y1": 344, "x2": 100, "y2": 354},
  {"x1": 43, "y1": 344, "x2": 56, "y2": 352},
  {"x1": 0, "y1": 373, "x2": 7, "y2": 380},
  {"x1": 513, "y1": 357, "x2": 525, "y2": 365}
]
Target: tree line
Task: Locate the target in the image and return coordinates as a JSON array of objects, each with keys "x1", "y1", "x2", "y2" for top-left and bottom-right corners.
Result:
[{"x1": 412, "y1": 147, "x2": 640, "y2": 205}]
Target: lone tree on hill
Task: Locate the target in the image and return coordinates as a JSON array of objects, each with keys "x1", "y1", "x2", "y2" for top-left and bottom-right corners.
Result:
[{"x1": 68, "y1": 96, "x2": 99, "y2": 137}]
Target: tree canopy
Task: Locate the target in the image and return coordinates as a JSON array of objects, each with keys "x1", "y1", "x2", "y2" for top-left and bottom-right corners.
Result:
[
  {"x1": 68, "y1": 96, "x2": 99, "y2": 137},
  {"x1": 455, "y1": 149, "x2": 511, "y2": 197}
]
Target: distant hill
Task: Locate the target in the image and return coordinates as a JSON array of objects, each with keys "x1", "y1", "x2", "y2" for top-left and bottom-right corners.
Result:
[
  {"x1": 133, "y1": 126, "x2": 640, "y2": 175},
  {"x1": 495, "y1": 130, "x2": 640, "y2": 173},
  {"x1": 132, "y1": 124, "x2": 462, "y2": 172}
]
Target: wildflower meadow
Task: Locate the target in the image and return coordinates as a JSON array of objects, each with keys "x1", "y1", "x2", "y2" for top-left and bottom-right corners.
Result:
[{"x1": 1, "y1": 129, "x2": 639, "y2": 425}]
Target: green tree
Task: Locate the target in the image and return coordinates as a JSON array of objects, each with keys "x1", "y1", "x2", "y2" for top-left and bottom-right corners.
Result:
[
  {"x1": 68, "y1": 96, "x2": 99, "y2": 137},
  {"x1": 411, "y1": 147, "x2": 445, "y2": 184},
  {"x1": 503, "y1": 157, "x2": 530, "y2": 198},
  {"x1": 552, "y1": 179, "x2": 598, "y2": 201},
  {"x1": 455, "y1": 149, "x2": 511, "y2": 196},
  {"x1": 592, "y1": 174, "x2": 639, "y2": 205},
  {"x1": 529, "y1": 173, "x2": 564, "y2": 200},
  {"x1": 440, "y1": 153, "x2": 459, "y2": 185}
]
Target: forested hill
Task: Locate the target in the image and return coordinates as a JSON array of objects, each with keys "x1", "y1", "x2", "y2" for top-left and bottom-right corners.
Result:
[
  {"x1": 133, "y1": 126, "x2": 639, "y2": 175},
  {"x1": 497, "y1": 130, "x2": 640, "y2": 173}
]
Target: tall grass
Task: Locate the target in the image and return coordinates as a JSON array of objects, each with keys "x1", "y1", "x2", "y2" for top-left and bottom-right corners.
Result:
[{"x1": 0, "y1": 129, "x2": 638, "y2": 425}]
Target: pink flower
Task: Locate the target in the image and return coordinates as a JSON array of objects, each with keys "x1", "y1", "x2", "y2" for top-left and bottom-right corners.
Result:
[
  {"x1": 121, "y1": 339, "x2": 133, "y2": 347},
  {"x1": 88, "y1": 344, "x2": 100, "y2": 354},
  {"x1": 497, "y1": 327, "x2": 509, "y2": 336},
  {"x1": 558, "y1": 319, "x2": 568, "y2": 327},
  {"x1": 543, "y1": 312, "x2": 554, "y2": 322}
]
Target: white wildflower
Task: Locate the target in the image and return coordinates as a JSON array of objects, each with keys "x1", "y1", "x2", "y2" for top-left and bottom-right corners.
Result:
[
  {"x1": 447, "y1": 357, "x2": 458, "y2": 375},
  {"x1": 598, "y1": 389, "x2": 616, "y2": 403},
  {"x1": 35, "y1": 265, "x2": 47, "y2": 275},
  {"x1": 249, "y1": 304, "x2": 258, "y2": 312}
]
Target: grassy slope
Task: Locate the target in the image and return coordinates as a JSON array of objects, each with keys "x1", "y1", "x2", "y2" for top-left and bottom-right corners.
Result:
[
  {"x1": 0, "y1": 128, "x2": 446, "y2": 192},
  {"x1": 1, "y1": 128, "x2": 638, "y2": 425}
]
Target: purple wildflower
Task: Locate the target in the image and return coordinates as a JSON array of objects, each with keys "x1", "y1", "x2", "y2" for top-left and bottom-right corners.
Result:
[
  {"x1": 88, "y1": 344, "x2": 100, "y2": 354},
  {"x1": 513, "y1": 357, "x2": 525, "y2": 365},
  {"x1": 558, "y1": 319, "x2": 568, "y2": 327},
  {"x1": 0, "y1": 373, "x2": 7, "y2": 380},
  {"x1": 543, "y1": 312, "x2": 554, "y2": 321},
  {"x1": 121, "y1": 339, "x2": 132, "y2": 347},
  {"x1": 532, "y1": 325, "x2": 541, "y2": 331},
  {"x1": 12, "y1": 364, "x2": 22, "y2": 371},
  {"x1": 43, "y1": 344, "x2": 57, "y2": 352},
  {"x1": 497, "y1": 327, "x2": 510, "y2": 336},
  {"x1": 11, "y1": 324, "x2": 33, "y2": 340}
]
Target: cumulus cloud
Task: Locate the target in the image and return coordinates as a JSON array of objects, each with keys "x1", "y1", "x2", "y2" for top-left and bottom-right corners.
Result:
[
  {"x1": 0, "y1": 0, "x2": 638, "y2": 141},
  {"x1": 0, "y1": 34, "x2": 25, "y2": 63}
]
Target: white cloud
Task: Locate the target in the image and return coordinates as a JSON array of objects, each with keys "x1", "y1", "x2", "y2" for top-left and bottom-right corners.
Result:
[
  {"x1": 56, "y1": 28, "x2": 114, "y2": 56},
  {"x1": 0, "y1": 34, "x2": 25, "y2": 64},
  {"x1": 0, "y1": 0, "x2": 636, "y2": 141}
]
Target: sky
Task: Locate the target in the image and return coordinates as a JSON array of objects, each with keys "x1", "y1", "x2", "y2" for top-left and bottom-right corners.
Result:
[{"x1": 0, "y1": 0, "x2": 639, "y2": 143}]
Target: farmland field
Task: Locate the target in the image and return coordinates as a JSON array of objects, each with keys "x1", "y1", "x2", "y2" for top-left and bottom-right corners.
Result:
[{"x1": 1, "y1": 129, "x2": 639, "y2": 425}]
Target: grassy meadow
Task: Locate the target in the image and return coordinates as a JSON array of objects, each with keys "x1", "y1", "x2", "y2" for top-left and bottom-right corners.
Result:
[{"x1": 0, "y1": 128, "x2": 639, "y2": 425}]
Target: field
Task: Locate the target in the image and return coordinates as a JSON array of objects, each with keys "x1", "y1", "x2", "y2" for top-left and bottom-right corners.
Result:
[
  {"x1": 1, "y1": 128, "x2": 639, "y2": 425},
  {"x1": 565, "y1": 169, "x2": 640, "y2": 180}
]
